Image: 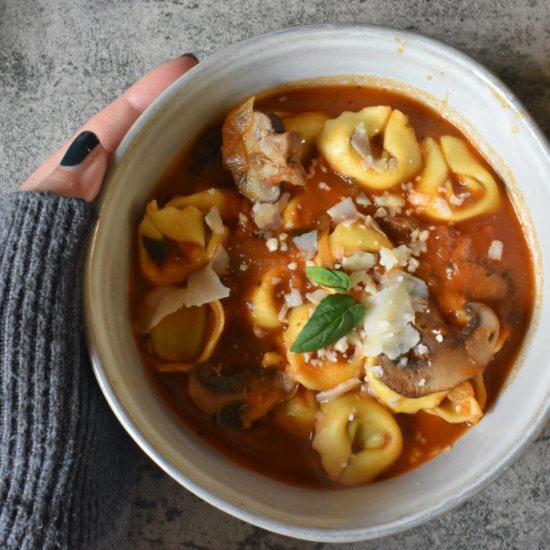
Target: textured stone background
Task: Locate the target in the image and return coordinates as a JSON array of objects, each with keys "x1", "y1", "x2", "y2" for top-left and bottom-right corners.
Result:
[{"x1": 1, "y1": 0, "x2": 549, "y2": 548}]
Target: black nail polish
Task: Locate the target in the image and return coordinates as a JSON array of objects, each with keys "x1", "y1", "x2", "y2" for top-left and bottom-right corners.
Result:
[
  {"x1": 60, "y1": 131, "x2": 100, "y2": 167},
  {"x1": 181, "y1": 52, "x2": 199, "y2": 63}
]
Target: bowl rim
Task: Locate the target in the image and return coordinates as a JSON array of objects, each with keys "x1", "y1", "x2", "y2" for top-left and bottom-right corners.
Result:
[{"x1": 84, "y1": 23, "x2": 550, "y2": 542}]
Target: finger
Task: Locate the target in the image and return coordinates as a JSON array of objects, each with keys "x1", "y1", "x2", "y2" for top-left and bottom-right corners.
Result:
[
  {"x1": 31, "y1": 131, "x2": 108, "y2": 201},
  {"x1": 22, "y1": 54, "x2": 198, "y2": 190}
]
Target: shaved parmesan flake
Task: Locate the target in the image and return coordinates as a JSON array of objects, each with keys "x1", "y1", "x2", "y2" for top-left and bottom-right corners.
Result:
[
  {"x1": 361, "y1": 278, "x2": 421, "y2": 359},
  {"x1": 293, "y1": 230, "x2": 318, "y2": 259},
  {"x1": 316, "y1": 378, "x2": 362, "y2": 403},
  {"x1": 327, "y1": 197, "x2": 358, "y2": 223},
  {"x1": 342, "y1": 251, "x2": 376, "y2": 272},
  {"x1": 252, "y1": 202, "x2": 282, "y2": 230},
  {"x1": 205, "y1": 206, "x2": 224, "y2": 234},
  {"x1": 183, "y1": 265, "x2": 230, "y2": 308},
  {"x1": 408, "y1": 190, "x2": 430, "y2": 207},
  {"x1": 349, "y1": 271, "x2": 377, "y2": 294},
  {"x1": 211, "y1": 245, "x2": 230, "y2": 276},
  {"x1": 252, "y1": 193, "x2": 290, "y2": 230},
  {"x1": 488, "y1": 240, "x2": 503, "y2": 261},
  {"x1": 142, "y1": 286, "x2": 188, "y2": 333}
]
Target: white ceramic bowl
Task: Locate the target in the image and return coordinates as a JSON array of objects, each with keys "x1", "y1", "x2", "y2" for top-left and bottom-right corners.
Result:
[{"x1": 85, "y1": 25, "x2": 550, "y2": 542}]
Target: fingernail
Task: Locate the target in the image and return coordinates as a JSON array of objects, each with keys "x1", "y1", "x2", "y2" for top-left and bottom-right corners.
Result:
[
  {"x1": 181, "y1": 52, "x2": 199, "y2": 63},
  {"x1": 60, "y1": 131, "x2": 100, "y2": 167}
]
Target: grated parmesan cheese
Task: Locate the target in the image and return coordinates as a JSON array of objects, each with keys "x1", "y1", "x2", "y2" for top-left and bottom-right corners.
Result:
[
  {"x1": 265, "y1": 237, "x2": 279, "y2": 252},
  {"x1": 305, "y1": 288, "x2": 329, "y2": 305},
  {"x1": 488, "y1": 240, "x2": 503, "y2": 261},
  {"x1": 327, "y1": 197, "x2": 358, "y2": 223},
  {"x1": 284, "y1": 288, "x2": 303, "y2": 308}
]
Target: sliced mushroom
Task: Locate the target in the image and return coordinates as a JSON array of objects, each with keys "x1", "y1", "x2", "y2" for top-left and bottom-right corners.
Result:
[
  {"x1": 221, "y1": 96, "x2": 306, "y2": 203},
  {"x1": 379, "y1": 301, "x2": 500, "y2": 398},
  {"x1": 188, "y1": 363, "x2": 295, "y2": 429}
]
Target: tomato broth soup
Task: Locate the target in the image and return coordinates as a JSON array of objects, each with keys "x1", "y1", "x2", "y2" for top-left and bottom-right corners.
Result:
[{"x1": 130, "y1": 86, "x2": 534, "y2": 488}]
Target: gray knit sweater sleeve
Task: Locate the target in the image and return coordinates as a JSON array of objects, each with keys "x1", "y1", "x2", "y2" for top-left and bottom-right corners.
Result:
[{"x1": 0, "y1": 192, "x2": 138, "y2": 550}]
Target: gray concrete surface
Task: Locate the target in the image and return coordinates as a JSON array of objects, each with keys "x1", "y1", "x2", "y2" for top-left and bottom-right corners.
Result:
[{"x1": 1, "y1": 0, "x2": 549, "y2": 548}]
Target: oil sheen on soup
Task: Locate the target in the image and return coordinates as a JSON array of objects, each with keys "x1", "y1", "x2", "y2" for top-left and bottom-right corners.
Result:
[{"x1": 130, "y1": 85, "x2": 534, "y2": 487}]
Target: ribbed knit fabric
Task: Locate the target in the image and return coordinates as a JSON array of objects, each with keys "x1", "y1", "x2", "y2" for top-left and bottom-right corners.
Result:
[{"x1": 0, "y1": 192, "x2": 139, "y2": 550}]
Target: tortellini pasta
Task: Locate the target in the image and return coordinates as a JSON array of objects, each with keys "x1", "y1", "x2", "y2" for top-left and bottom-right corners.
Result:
[
  {"x1": 151, "y1": 300, "x2": 225, "y2": 373},
  {"x1": 414, "y1": 136, "x2": 501, "y2": 222},
  {"x1": 272, "y1": 387, "x2": 318, "y2": 438},
  {"x1": 313, "y1": 221, "x2": 392, "y2": 267},
  {"x1": 283, "y1": 111, "x2": 328, "y2": 159},
  {"x1": 138, "y1": 189, "x2": 236, "y2": 285},
  {"x1": 328, "y1": 220, "x2": 393, "y2": 259},
  {"x1": 312, "y1": 392, "x2": 403, "y2": 485},
  {"x1": 365, "y1": 363, "x2": 447, "y2": 414},
  {"x1": 249, "y1": 267, "x2": 284, "y2": 329},
  {"x1": 365, "y1": 360, "x2": 486, "y2": 424},
  {"x1": 317, "y1": 107, "x2": 422, "y2": 190},
  {"x1": 425, "y1": 378, "x2": 485, "y2": 425},
  {"x1": 283, "y1": 305, "x2": 363, "y2": 390}
]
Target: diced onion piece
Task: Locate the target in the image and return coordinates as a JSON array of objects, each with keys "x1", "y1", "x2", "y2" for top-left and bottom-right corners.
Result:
[{"x1": 327, "y1": 198, "x2": 358, "y2": 223}]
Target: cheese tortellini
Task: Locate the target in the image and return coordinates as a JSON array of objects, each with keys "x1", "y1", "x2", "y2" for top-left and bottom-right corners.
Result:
[
  {"x1": 317, "y1": 107, "x2": 422, "y2": 190},
  {"x1": 312, "y1": 392, "x2": 403, "y2": 485},
  {"x1": 328, "y1": 220, "x2": 393, "y2": 259},
  {"x1": 365, "y1": 361, "x2": 486, "y2": 424},
  {"x1": 249, "y1": 267, "x2": 284, "y2": 329},
  {"x1": 283, "y1": 305, "x2": 363, "y2": 390},
  {"x1": 138, "y1": 188, "x2": 237, "y2": 285},
  {"x1": 283, "y1": 111, "x2": 328, "y2": 159},
  {"x1": 414, "y1": 136, "x2": 501, "y2": 222},
  {"x1": 150, "y1": 300, "x2": 225, "y2": 373}
]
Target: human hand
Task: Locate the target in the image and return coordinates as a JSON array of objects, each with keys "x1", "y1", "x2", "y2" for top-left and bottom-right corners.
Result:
[{"x1": 20, "y1": 54, "x2": 198, "y2": 201}]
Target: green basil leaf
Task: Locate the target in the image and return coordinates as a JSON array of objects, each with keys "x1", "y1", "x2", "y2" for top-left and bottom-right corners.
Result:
[
  {"x1": 290, "y1": 294, "x2": 366, "y2": 353},
  {"x1": 305, "y1": 266, "x2": 350, "y2": 292}
]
